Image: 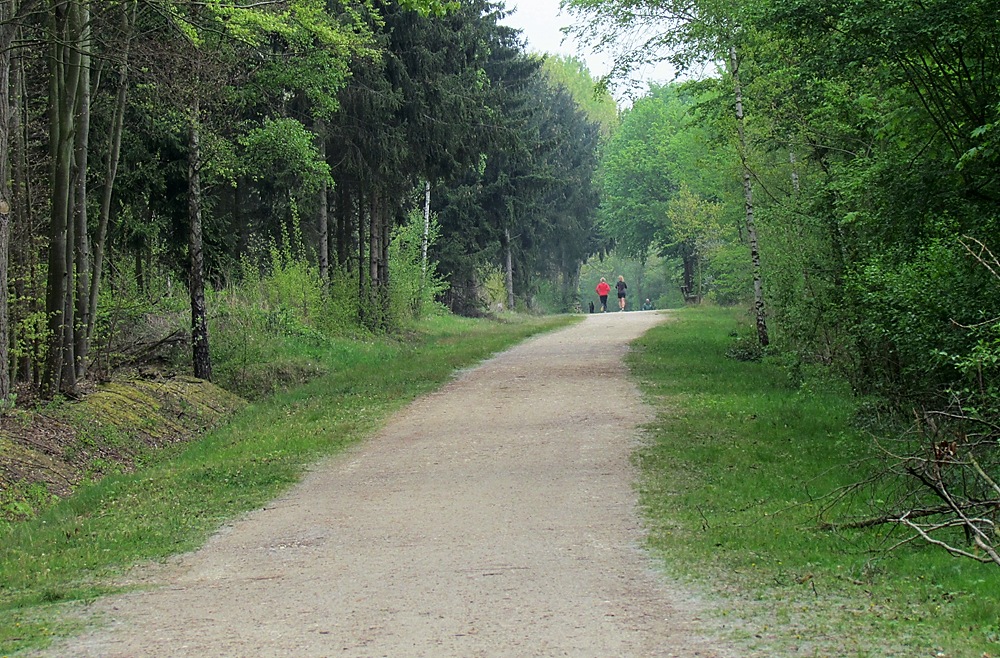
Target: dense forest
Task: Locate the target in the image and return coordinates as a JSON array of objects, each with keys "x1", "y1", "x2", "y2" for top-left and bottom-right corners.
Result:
[
  {"x1": 1, "y1": 0, "x2": 999, "y2": 563},
  {"x1": 0, "y1": 0, "x2": 614, "y2": 402},
  {"x1": 567, "y1": 0, "x2": 1000, "y2": 565}
]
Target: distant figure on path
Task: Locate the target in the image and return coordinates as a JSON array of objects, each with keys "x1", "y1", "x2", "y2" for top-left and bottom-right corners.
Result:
[
  {"x1": 596, "y1": 278, "x2": 611, "y2": 312},
  {"x1": 641, "y1": 298, "x2": 653, "y2": 311},
  {"x1": 616, "y1": 276, "x2": 628, "y2": 311}
]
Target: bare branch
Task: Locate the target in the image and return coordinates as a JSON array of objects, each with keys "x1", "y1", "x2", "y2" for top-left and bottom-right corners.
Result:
[
  {"x1": 898, "y1": 517, "x2": 999, "y2": 565},
  {"x1": 959, "y1": 235, "x2": 1000, "y2": 279}
]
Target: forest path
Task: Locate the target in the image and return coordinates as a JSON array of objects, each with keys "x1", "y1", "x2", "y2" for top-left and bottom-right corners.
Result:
[{"x1": 48, "y1": 311, "x2": 741, "y2": 657}]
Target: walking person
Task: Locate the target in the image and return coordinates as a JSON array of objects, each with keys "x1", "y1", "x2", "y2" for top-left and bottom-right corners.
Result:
[
  {"x1": 595, "y1": 277, "x2": 611, "y2": 312},
  {"x1": 616, "y1": 275, "x2": 628, "y2": 311}
]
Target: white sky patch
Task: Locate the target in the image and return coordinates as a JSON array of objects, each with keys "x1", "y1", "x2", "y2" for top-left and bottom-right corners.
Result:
[
  {"x1": 498, "y1": 0, "x2": 680, "y2": 103},
  {"x1": 498, "y1": 0, "x2": 611, "y2": 75}
]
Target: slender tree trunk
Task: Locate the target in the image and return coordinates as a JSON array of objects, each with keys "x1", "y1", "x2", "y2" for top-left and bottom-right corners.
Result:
[
  {"x1": 318, "y1": 177, "x2": 329, "y2": 282},
  {"x1": 188, "y1": 96, "x2": 211, "y2": 381},
  {"x1": 89, "y1": 0, "x2": 135, "y2": 345},
  {"x1": 336, "y1": 185, "x2": 348, "y2": 269},
  {"x1": 43, "y1": 0, "x2": 83, "y2": 396},
  {"x1": 357, "y1": 188, "x2": 367, "y2": 321},
  {"x1": 369, "y1": 190, "x2": 379, "y2": 290},
  {"x1": 0, "y1": 7, "x2": 12, "y2": 400},
  {"x1": 135, "y1": 247, "x2": 144, "y2": 293},
  {"x1": 504, "y1": 226, "x2": 514, "y2": 312},
  {"x1": 422, "y1": 179, "x2": 431, "y2": 279},
  {"x1": 789, "y1": 144, "x2": 800, "y2": 195},
  {"x1": 72, "y1": 0, "x2": 92, "y2": 380},
  {"x1": 235, "y1": 176, "x2": 249, "y2": 258},
  {"x1": 11, "y1": 31, "x2": 31, "y2": 386},
  {"x1": 1, "y1": 0, "x2": 41, "y2": 395},
  {"x1": 696, "y1": 246, "x2": 703, "y2": 304},
  {"x1": 367, "y1": 189, "x2": 382, "y2": 328},
  {"x1": 683, "y1": 249, "x2": 696, "y2": 301},
  {"x1": 730, "y1": 46, "x2": 769, "y2": 347},
  {"x1": 379, "y1": 202, "x2": 389, "y2": 286},
  {"x1": 316, "y1": 126, "x2": 329, "y2": 284}
]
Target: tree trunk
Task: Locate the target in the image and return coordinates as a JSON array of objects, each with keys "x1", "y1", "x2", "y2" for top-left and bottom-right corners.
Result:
[
  {"x1": 369, "y1": 190, "x2": 379, "y2": 291},
  {"x1": 336, "y1": 184, "x2": 349, "y2": 269},
  {"x1": 729, "y1": 46, "x2": 769, "y2": 347},
  {"x1": 72, "y1": 0, "x2": 92, "y2": 380},
  {"x1": 366, "y1": 189, "x2": 386, "y2": 329},
  {"x1": 235, "y1": 176, "x2": 250, "y2": 258},
  {"x1": 357, "y1": 187, "x2": 366, "y2": 319},
  {"x1": 0, "y1": 6, "x2": 12, "y2": 400},
  {"x1": 11, "y1": 29, "x2": 32, "y2": 386},
  {"x1": 789, "y1": 144, "x2": 800, "y2": 195},
  {"x1": 318, "y1": 176, "x2": 329, "y2": 283},
  {"x1": 379, "y1": 201, "x2": 389, "y2": 292},
  {"x1": 422, "y1": 179, "x2": 431, "y2": 279},
  {"x1": 682, "y1": 249, "x2": 697, "y2": 302},
  {"x1": 188, "y1": 97, "x2": 212, "y2": 381},
  {"x1": 315, "y1": 122, "x2": 329, "y2": 284},
  {"x1": 504, "y1": 226, "x2": 514, "y2": 312},
  {"x1": 89, "y1": 0, "x2": 135, "y2": 345},
  {"x1": 43, "y1": 0, "x2": 83, "y2": 397}
]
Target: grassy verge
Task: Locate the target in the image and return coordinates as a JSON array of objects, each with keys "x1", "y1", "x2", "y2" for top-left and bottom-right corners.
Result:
[
  {"x1": 630, "y1": 306, "x2": 999, "y2": 657},
  {"x1": 0, "y1": 313, "x2": 575, "y2": 655}
]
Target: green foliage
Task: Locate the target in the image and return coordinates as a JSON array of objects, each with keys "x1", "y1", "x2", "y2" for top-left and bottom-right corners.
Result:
[
  {"x1": 632, "y1": 307, "x2": 1000, "y2": 656},
  {"x1": 565, "y1": 0, "x2": 1000, "y2": 415},
  {"x1": 11, "y1": 305, "x2": 48, "y2": 379},
  {"x1": 540, "y1": 55, "x2": 619, "y2": 136},
  {"x1": 580, "y1": 250, "x2": 681, "y2": 310},
  {"x1": 943, "y1": 322, "x2": 1000, "y2": 411},
  {"x1": 89, "y1": 269, "x2": 190, "y2": 377},
  {"x1": 240, "y1": 118, "x2": 332, "y2": 195},
  {"x1": 387, "y1": 209, "x2": 449, "y2": 323},
  {"x1": 431, "y1": 28, "x2": 604, "y2": 314},
  {"x1": 0, "y1": 481, "x2": 57, "y2": 528},
  {"x1": 209, "y1": 205, "x2": 450, "y2": 395},
  {"x1": 595, "y1": 83, "x2": 745, "y2": 300},
  {"x1": 398, "y1": 0, "x2": 460, "y2": 16},
  {"x1": 476, "y1": 264, "x2": 508, "y2": 312},
  {"x1": 700, "y1": 242, "x2": 751, "y2": 306},
  {"x1": 210, "y1": 238, "x2": 343, "y2": 398}
]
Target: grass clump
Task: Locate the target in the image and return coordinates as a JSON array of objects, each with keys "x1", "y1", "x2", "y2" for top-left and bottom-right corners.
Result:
[
  {"x1": 0, "y1": 312, "x2": 574, "y2": 655},
  {"x1": 629, "y1": 306, "x2": 1000, "y2": 657}
]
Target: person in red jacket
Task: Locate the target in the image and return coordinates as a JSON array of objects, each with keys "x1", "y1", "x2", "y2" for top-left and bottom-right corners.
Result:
[{"x1": 595, "y1": 277, "x2": 611, "y2": 312}]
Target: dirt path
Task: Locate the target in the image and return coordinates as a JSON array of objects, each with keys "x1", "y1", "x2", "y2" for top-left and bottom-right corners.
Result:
[{"x1": 49, "y1": 311, "x2": 741, "y2": 657}]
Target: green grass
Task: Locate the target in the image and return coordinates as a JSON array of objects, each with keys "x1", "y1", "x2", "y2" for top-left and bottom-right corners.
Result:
[
  {"x1": 630, "y1": 306, "x2": 1000, "y2": 657},
  {"x1": 0, "y1": 312, "x2": 575, "y2": 655}
]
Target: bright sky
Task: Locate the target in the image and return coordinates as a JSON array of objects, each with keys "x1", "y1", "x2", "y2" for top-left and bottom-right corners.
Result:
[
  {"x1": 498, "y1": 0, "x2": 611, "y2": 77},
  {"x1": 498, "y1": 0, "x2": 679, "y2": 100}
]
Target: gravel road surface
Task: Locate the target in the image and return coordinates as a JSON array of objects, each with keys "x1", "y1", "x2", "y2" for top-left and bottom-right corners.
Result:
[{"x1": 46, "y1": 311, "x2": 740, "y2": 657}]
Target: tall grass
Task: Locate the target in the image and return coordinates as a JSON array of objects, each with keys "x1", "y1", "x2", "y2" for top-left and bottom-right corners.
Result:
[
  {"x1": 631, "y1": 306, "x2": 1000, "y2": 656},
  {"x1": 0, "y1": 313, "x2": 575, "y2": 655},
  {"x1": 208, "y1": 211, "x2": 451, "y2": 399}
]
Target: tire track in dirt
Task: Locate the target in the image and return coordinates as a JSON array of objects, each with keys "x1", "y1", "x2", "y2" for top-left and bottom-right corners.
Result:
[{"x1": 47, "y1": 311, "x2": 741, "y2": 657}]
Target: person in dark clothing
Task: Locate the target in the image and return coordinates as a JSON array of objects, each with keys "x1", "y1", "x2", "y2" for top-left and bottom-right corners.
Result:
[{"x1": 616, "y1": 276, "x2": 627, "y2": 311}]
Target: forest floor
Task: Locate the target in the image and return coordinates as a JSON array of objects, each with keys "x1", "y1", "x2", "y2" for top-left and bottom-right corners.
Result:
[
  {"x1": 1, "y1": 376, "x2": 245, "y2": 512},
  {"x1": 32, "y1": 310, "x2": 750, "y2": 657}
]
